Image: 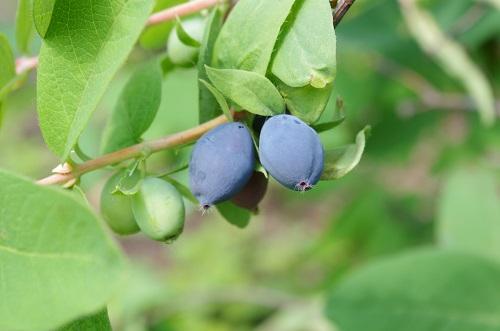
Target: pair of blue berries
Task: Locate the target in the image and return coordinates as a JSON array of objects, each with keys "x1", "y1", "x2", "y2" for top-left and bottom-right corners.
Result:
[{"x1": 189, "y1": 114, "x2": 324, "y2": 209}]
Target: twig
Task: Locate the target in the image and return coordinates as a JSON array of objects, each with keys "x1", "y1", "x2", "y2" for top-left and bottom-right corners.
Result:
[
  {"x1": 147, "y1": 0, "x2": 221, "y2": 26},
  {"x1": 15, "y1": 56, "x2": 38, "y2": 74},
  {"x1": 333, "y1": 0, "x2": 356, "y2": 27},
  {"x1": 37, "y1": 115, "x2": 229, "y2": 186}
]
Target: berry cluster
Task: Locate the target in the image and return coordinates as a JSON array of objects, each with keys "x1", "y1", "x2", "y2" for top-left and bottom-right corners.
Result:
[{"x1": 189, "y1": 114, "x2": 325, "y2": 211}]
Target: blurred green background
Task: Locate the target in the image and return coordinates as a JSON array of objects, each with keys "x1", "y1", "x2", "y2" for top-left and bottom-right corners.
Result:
[{"x1": 1, "y1": 0, "x2": 499, "y2": 330}]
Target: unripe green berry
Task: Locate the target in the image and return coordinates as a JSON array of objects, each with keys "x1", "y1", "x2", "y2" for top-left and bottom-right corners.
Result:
[
  {"x1": 100, "y1": 171, "x2": 140, "y2": 235},
  {"x1": 166, "y1": 17, "x2": 205, "y2": 67},
  {"x1": 132, "y1": 177, "x2": 185, "y2": 243}
]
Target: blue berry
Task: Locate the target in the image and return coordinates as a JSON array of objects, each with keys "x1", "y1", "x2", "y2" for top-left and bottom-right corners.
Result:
[
  {"x1": 189, "y1": 122, "x2": 255, "y2": 208},
  {"x1": 259, "y1": 114, "x2": 324, "y2": 191}
]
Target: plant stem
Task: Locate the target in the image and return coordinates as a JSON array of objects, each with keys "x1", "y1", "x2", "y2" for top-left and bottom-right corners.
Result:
[
  {"x1": 37, "y1": 115, "x2": 229, "y2": 186},
  {"x1": 147, "y1": 0, "x2": 222, "y2": 26},
  {"x1": 333, "y1": 0, "x2": 356, "y2": 27}
]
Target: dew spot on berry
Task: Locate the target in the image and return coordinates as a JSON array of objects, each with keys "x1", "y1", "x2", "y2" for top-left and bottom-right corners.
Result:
[
  {"x1": 294, "y1": 119, "x2": 301, "y2": 124},
  {"x1": 238, "y1": 125, "x2": 244, "y2": 129}
]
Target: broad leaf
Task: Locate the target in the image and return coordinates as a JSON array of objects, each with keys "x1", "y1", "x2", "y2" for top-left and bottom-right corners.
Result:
[
  {"x1": 216, "y1": 201, "x2": 251, "y2": 228},
  {"x1": 206, "y1": 67, "x2": 285, "y2": 116},
  {"x1": 139, "y1": 0, "x2": 185, "y2": 50},
  {"x1": 57, "y1": 309, "x2": 111, "y2": 331},
  {"x1": 15, "y1": 0, "x2": 34, "y2": 54},
  {"x1": 198, "y1": 8, "x2": 223, "y2": 123},
  {"x1": 101, "y1": 60, "x2": 162, "y2": 154},
  {"x1": 321, "y1": 126, "x2": 369, "y2": 180},
  {"x1": 437, "y1": 168, "x2": 500, "y2": 262},
  {"x1": 277, "y1": 80, "x2": 333, "y2": 124},
  {"x1": 0, "y1": 170, "x2": 125, "y2": 331},
  {"x1": 33, "y1": 0, "x2": 57, "y2": 38},
  {"x1": 271, "y1": 0, "x2": 336, "y2": 88},
  {"x1": 199, "y1": 79, "x2": 232, "y2": 122},
  {"x1": 326, "y1": 249, "x2": 500, "y2": 331},
  {"x1": 0, "y1": 34, "x2": 16, "y2": 91},
  {"x1": 213, "y1": 0, "x2": 296, "y2": 74},
  {"x1": 37, "y1": 0, "x2": 154, "y2": 159}
]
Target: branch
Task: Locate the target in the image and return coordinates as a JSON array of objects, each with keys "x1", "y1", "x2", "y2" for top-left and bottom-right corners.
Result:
[
  {"x1": 333, "y1": 0, "x2": 356, "y2": 27},
  {"x1": 147, "y1": 0, "x2": 222, "y2": 26},
  {"x1": 38, "y1": 115, "x2": 229, "y2": 186}
]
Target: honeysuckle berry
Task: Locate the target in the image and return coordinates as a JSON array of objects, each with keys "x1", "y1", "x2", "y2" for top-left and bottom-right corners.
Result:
[
  {"x1": 259, "y1": 114, "x2": 324, "y2": 191},
  {"x1": 189, "y1": 122, "x2": 255, "y2": 210}
]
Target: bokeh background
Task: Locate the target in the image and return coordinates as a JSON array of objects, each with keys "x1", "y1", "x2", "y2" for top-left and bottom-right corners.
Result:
[{"x1": 1, "y1": 0, "x2": 499, "y2": 330}]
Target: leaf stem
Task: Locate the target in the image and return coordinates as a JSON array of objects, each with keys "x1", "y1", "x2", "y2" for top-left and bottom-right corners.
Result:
[{"x1": 37, "y1": 115, "x2": 229, "y2": 186}]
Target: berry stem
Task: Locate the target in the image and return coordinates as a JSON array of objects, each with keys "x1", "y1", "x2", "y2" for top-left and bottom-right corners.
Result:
[{"x1": 37, "y1": 115, "x2": 229, "y2": 186}]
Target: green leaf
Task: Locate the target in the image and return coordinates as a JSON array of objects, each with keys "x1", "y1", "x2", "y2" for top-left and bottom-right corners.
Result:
[
  {"x1": 206, "y1": 66, "x2": 285, "y2": 116},
  {"x1": 0, "y1": 170, "x2": 125, "y2": 331},
  {"x1": 216, "y1": 201, "x2": 251, "y2": 228},
  {"x1": 199, "y1": 79, "x2": 232, "y2": 122},
  {"x1": 277, "y1": 80, "x2": 333, "y2": 124},
  {"x1": 271, "y1": 0, "x2": 336, "y2": 88},
  {"x1": 101, "y1": 60, "x2": 163, "y2": 154},
  {"x1": 0, "y1": 34, "x2": 16, "y2": 91},
  {"x1": 312, "y1": 112, "x2": 345, "y2": 133},
  {"x1": 139, "y1": 0, "x2": 185, "y2": 50},
  {"x1": 15, "y1": 0, "x2": 34, "y2": 53},
  {"x1": 176, "y1": 17, "x2": 201, "y2": 47},
  {"x1": 213, "y1": 0, "x2": 296, "y2": 74},
  {"x1": 326, "y1": 249, "x2": 500, "y2": 331},
  {"x1": 437, "y1": 168, "x2": 500, "y2": 262},
  {"x1": 321, "y1": 126, "x2": 369, "y2": 180},
  {"x1": 198, "y1": 8, "x2": 223, "y2": 124},
  {"x1": 37, "y1": 0, "x2": 154, "y2": 160},
  {"x1": 33, "y1": 0, "x2": 57, "y2": 38},
  {"x1": 57, "y1": 309, "x2": 111, "y2": 331}
]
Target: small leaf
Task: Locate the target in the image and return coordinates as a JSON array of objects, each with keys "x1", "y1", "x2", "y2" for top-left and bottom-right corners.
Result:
[
  {"x1": 326, "y1": 249, "x2": 500, "y2": 331},
  {"x1": 213, "y1": 0, "x2": 296, "y2": 74},
  {"x1": 312, "y1": 114, "x2": 345, "y2": 133},
  {"x1": 271, "y1": 0, "x2": 336, "y2": 88},
  {"x1": 216, "y1": 201, "x2": 251, "y2": 228},
  {"x1": 56, "y1": 309, "x2": 111, "y2": 331},
  {"x1": 0, "y1": 170, "x2": 125, "y2": 331},
  {"x1": 0, "y1": 34, "x2": 16, "y2": 91},
  {"x1": 114, "y1": 163, "x2": 146, "y2": 196},
  {"x1": 175, "y1": 17, "x2": 201, "y2": 47},
  {"x1": 33, "y1": 0, "x2": 56, "y2": 38},
  {"x1": 198, "y1": 8, "x2": 224, "y2": 124},
  {"x1": 199, "y1": 79, "x2": 232, "y2": 122},
  {"x1": 206, "y1": 66, "x2": 285, "y2": 116},
  {"x1": 101, "y1": 60, "x2": 163, "y2": 154},
  {"x1": 437, "y1": 168, "x2": 500, "y2": 263},
  {"x1": 277, "y1": 80, "x2": 333, "y2": 124},
  {"x1": 321, "y1": 126, "x2": 369, "y2": 180},
  {"x1": 15, "y1": 0, "x2": 34, "y2": 54},
  {"x1": 37, "y1": 0, "x2": 154, "y2": 159}
]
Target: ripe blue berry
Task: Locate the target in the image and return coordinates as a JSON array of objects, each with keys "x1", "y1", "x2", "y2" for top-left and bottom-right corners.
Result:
[
  {"x1": 231, "y1": 171, "x2": 268, "y2": 211},
  {"x1": 189, "y1": 122, "x2": 256, "y2": 209},
  {"x1": 259, "y1": 114, "x2": 324, "y2": 191}
]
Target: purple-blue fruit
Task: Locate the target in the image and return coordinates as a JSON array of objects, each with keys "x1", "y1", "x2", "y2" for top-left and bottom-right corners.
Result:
[
  {"x1": 259, "y1": 114, "x2": 324, "y2": 191},
  {"x1": 189, "y1": 122, "x2": 255, "y2": 209}
]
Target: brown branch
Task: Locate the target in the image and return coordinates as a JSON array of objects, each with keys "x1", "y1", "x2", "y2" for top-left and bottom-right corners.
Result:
[
  {"x1": 333, "y1": 0, "x2": 356, "y2": 27},
  {"x1": 38, "y1": 115, "x2": 229, "y2": 186},
  {"x1": 147, "y1": 0, "x2": 222, "y2": 26}
]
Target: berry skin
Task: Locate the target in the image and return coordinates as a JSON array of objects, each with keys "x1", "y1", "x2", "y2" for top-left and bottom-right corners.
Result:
[
  {"x1": 132, "y1": 177, "x2": 185, "y2": 242},
  {"x1": 100, "y1": 171, "x2": 140, "y2": 235},
  {"x1": 189, "y1": 122, "x2": 255, "y2": 208},
  {"x1": 231, "y1": 171, "x2": 268, "y2": 211},
  {"x1": 259, "y1": 114, "x2": 324, "y2": 191}
]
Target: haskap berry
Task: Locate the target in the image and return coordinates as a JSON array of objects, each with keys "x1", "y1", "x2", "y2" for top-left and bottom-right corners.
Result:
[
  {"x1": 231, "y1": 171, "x2": 268, "y2": 211},
  {"x1": 189, "y1": 122, "x2": 255, "y2": 209},
  {"x1": 259, "y1": 114, "x2": 324, "y2": 191}
]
